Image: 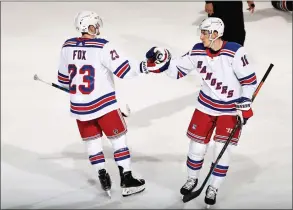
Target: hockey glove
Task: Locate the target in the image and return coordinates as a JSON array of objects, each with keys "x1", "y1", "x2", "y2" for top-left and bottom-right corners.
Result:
[
  {"x1": 235, "y1": 97, "x2": 253, "y2": 125},
  {"x1": 139, "y1": 59, "x2": 160, "y2": 74},
  {"x1": 144, "y1": 47, "x2": 172, "y2": 73}
]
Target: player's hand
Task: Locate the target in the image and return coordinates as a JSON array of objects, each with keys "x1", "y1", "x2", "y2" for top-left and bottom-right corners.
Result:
[
  {"x1": 247, "y1": 1, "x2": 255, "y2": 13},
  {"x1": 140, "y1": 58, "x2": 170, "y2": 74},
  {"x1": 235, "y1": 98, "x2": 253, "y2": 125},
  {"x1": 146, "y1": 47, "x2": 172, "y2": 64},
  {"x1": 205, "y1": 3, "x2": 214, "y2": 16},
  {"x1": 142, "y1": 47, "x2": 172, "y2": 73},
  {"x1": 139, "y1": 60, "x2": 153, "y2": 74}
]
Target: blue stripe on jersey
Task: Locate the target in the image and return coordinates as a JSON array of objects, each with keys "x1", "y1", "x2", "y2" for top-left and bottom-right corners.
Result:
[
  {"x1": 63, "y1": 44, "x2": 104, "y2": 49},
  {"x1": 190, "y1": 53, "x2": 207, "y2": 56},
  {"x1": 58, "y1": 71, "x2": 69, "y2": 84},
  {"x1": 71, "y1": 92, "x2": 115, "y2": 107},
  {"x1": 58, "y1": 80, "x2": 69, "y2": 85},
  {"x1": 198, "y1": 99, "x2": 236, "y2": 112},
  {"x1": 219, "y1": 52, "x2": 234, "y2": 58},
  {"x1": 190, "y1": 43, "x2": 206, "y2": 56},
  {"x1": 64, "y1": 37, "x2": 109, "y2": 44},
  {"x1": 120, "y1": 66, "x2": 131, "y2": 78},
  {"x1": 62, "y1": 37, "x2": 109, "y2": 48},
  {"x1": 238, "y1": 73, "x2": 255, "y2": 82},
  {"x1": 200, "y1": 91, "x2": 239, "y2": 104},
  {"x1": 113, "y1": 60, "x2": 131, "y2": 78},
  {"x1": 238, "y1": 73, "x2": 257, "y2": 86},
  {"x1": 94, "y1": 38, "x2": 109, "y2": 44},
  {"x1": 192, "y1": 43, "x2": 205, "y2": 50},
  {"x1": 70, "y1": 92, "x2": 117, "y2": 115},
  {"x1": 70, "y1": 100, "x2": 117, "y2": 115},
  {"x1": 58, "y1": 72, "x2": 68, "y2": 78},
  {"x1": 198, "y1": 91, "x2": 238, "y2": 112},
  {"x1": 176, "y1": 66, "x2": 187, "y2": 79},
  {"x1": 223, "y1": 42, "x2": 242, "y2": 53}
]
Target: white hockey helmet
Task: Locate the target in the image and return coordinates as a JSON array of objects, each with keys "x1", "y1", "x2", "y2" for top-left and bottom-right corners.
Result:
[
  {"x1": 199, "y1": 17, "x2": 224, "y2": 39},
  {"x1": 74, "y1": 11, "x2": 103, "y2": 35}
]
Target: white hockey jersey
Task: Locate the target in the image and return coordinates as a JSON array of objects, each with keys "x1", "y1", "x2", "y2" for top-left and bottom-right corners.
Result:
[
  {"x1": 57, "y1": 37, "x2": 143, "y2": 121},
  {"x1": 165, "y1": 41, "x2": 257, "y2": 116}
]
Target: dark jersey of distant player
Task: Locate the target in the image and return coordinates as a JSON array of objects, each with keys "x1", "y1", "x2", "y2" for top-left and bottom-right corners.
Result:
[
  {"x1": 206, "y1": 1, "x2": 246, "y2": 46},
  {"x1": 271, "y1": 1, "x2": 292, "y2": 12}
]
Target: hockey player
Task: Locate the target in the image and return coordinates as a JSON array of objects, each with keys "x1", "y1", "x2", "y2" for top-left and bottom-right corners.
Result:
[
  {"x1": 145, "y1": 17, "x2": 257, "y2": 206},
  {"x1": 56, "y1": 11, "x2": 165, "y2": 197}
]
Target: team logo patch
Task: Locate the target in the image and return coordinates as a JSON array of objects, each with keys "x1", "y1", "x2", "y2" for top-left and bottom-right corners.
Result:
[
  {"x1": 113, "y1": 129, "x2": 119, "y2": 134},
  {"x1": 192, "y1": 124, "x2": 197, "y2": 130}
]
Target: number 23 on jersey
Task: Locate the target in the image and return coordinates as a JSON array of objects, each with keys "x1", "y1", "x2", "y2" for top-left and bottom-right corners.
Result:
[{"x1": 68, "y1": 64, "x2": 95, "y2": 94}]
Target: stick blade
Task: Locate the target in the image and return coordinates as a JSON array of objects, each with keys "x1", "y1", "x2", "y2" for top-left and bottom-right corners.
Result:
[
  {"x1": 182, "y1": 189, "x2": 202, "y2": 203},
  {"x1": 34, "y1": 74, "x2": 39, "y2": 81},
  {"x1": 125, "y1": 104, "x2": 131, "y2": 115}
]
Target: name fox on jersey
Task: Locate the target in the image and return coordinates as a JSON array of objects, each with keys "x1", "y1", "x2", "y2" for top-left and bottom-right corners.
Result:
[{"x1": 73, "y1": 50, "x2": 86, "y2": 60}]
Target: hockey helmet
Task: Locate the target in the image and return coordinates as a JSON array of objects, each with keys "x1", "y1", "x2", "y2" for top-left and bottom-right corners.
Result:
[{"x1": 74, "y1": 11, "x2": 103, "y2": 35}]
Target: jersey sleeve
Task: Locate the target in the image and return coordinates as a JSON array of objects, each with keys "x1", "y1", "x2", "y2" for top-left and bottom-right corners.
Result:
[
  {"x1": 164, "y1": 49, "x2": 198, "y2": 79},
  {"x1": 57, "y1": 47, "x2": 70, "y2": 89},
  {"x1": 101, "y1": 42, "x2": 142, "y2": 79},
  {"x1": 233, "y1": 47, "x2": 257, "y2": 100}
]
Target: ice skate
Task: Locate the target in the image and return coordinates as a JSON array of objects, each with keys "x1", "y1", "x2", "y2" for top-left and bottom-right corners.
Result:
[
  {"x1": 205, "y1": 185, "x2": 218, "y2": 207},
  {"x1": 98, "y1": 169, "x2": 112, "y2": 198},
  {"x1": 119, "y1": 166, "x2": 145, "y2": 197},
  {"x1": 180, "y1": 177, "x2": 198, "y2": 195}
]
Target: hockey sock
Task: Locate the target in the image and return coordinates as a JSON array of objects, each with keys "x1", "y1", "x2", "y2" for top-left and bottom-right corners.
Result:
[
  {"x1": 84, "y1": 138, "x2": 105, "y2": 172},
  {"x1": 209, "y1": 141, "x2": 233, "y2": 189},
  {"x1": 187, "y1": 140, "x2": 208, "y2": 179},
  {"x1": 110, "y1": 134, "x2": 131, "y2": 172}
]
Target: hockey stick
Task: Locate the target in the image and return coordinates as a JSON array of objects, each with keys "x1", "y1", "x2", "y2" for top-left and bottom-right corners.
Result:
[
  {"x1": 182, "y1": 63, "x2": 274, "y2": 203},
  {"x1": 33, "y1": 74, "x2": 131, "y2": 117},
  {"x1": 34, "y1": 74, "x2": 70, "y2": 93}
]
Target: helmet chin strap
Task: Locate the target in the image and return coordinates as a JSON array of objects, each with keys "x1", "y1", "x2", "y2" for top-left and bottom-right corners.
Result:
[{"x1": 208, "y1": 33, "x2": 220, "y2": 49}]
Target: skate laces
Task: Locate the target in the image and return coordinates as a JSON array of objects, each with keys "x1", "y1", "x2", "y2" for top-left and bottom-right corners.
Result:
[
  {"x1": 206, "y1": 186, "x2": 217, "y2": 199},
  {"x1": 125, "y1": 172, "x2": 142, "y2": 182},
  {"x1": 184, "y1": 178, "x2": 197, "y2": 190}
]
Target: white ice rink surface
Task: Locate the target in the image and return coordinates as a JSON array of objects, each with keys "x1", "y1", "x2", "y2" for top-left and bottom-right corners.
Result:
[{"x1": 1, "y1": 2, "x2": 292, "y2": 209}]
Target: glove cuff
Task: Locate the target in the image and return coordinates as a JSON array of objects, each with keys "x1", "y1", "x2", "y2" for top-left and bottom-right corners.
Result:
[
  {"x1": 235, "y1": 102, "x2": 251, "y2": 110},
  {"x1": 140, "y1": 61, "x2": 149, "y2": 74},
  {"x1": 235, "y1": 97, "x2": 252, "y2": 111}
]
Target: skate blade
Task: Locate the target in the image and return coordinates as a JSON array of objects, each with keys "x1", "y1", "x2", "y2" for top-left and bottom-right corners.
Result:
[
  {"x1": 205, "y1": 205, "x2": 211, "y2": 209},
  {"x1": 105, "y1": 190, "x2": 111, "y2": 198},
  {"x1": 122, "y1": 185, "x2": 145, "y2": 197}
]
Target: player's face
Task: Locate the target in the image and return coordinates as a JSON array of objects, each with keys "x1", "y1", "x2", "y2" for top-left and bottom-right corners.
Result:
[
  {"x1": 200, "y1": 30, "x2": 211, "y2": 47},
  {"x1": 88, "y1": 24, "x2": 100, "y2": 36}
]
